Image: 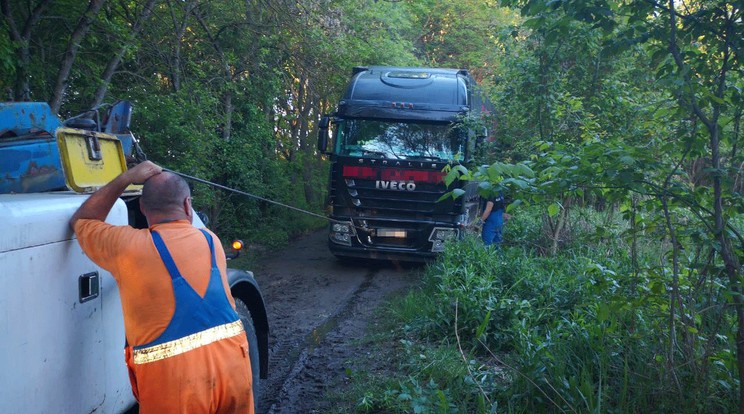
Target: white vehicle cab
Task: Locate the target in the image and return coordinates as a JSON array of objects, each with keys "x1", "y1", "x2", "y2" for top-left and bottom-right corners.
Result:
[{"x1": 0, "y1": 101, "x2": 268, "y2": 413}]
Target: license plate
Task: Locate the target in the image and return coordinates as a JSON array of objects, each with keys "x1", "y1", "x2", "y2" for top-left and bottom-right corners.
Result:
[{"x1": 377, "y1": 229, "x2": 408, "y2": 238}]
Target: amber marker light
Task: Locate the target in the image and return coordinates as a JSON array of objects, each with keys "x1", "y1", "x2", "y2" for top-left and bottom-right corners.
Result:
[{"x1": 231, "y1": 240, "x2": 244, "y2": 251}]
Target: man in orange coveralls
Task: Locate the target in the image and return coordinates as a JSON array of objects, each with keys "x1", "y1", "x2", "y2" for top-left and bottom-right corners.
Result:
[{"x1": 70, "y1": 161, "x2": 253, "y2": 414}]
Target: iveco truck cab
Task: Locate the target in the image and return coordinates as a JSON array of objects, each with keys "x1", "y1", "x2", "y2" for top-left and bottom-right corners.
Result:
[{"x1": 318, "y1": 66, "x2": 490, "y2": 261}]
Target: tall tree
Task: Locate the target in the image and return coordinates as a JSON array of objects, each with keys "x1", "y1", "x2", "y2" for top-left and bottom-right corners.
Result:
[
  {"x1": 49, "y1": 0, "x2": 108, "y2": 112},
  {"x1": 501, "y1": 0, "x2": 744, "y2": 408},
  {"x1": 90, "y1": 0, "x2": 158, "y2": 108},
  {"x1": 661, "y1": 2, "x2": 743, "y2": 408}
]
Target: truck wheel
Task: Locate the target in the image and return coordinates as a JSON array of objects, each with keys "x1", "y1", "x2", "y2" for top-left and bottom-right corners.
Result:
[{"x1": 235, "y1": 297, "x2": 261, "y2": 412}]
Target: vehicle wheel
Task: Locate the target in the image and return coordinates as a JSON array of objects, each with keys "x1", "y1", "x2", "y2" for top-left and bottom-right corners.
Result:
[{"x1": 234, "y1": 297, "x2": 261, "y2": 412}]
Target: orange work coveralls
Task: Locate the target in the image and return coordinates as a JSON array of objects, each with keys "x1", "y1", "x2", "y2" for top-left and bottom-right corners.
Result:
[{"x1": 75, "y1": 219, "x2": 253, "y2": 414}]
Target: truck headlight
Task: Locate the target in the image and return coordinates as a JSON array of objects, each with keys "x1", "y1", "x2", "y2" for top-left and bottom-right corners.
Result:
[
  {"x1": 332, "y1": 223, "x2": 351, "y2": 233},
  {"x1": 330, "y1": 221, "x2": 355, "y2": 246}
]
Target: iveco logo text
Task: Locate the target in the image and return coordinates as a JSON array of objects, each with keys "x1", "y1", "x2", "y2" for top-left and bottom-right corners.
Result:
[{"x1": 376, "y1": 180, "x2": 416, "y2": 191}]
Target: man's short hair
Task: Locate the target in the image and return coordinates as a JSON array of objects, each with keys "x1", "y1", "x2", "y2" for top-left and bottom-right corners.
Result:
[{"x1": 141, "y1": 172, "x2": 191, "y2": 213}]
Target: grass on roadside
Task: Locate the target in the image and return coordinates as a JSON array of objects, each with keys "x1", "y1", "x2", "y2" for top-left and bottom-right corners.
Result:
[{"x1": 325, "y1": 206, "x2": 739, "y2": 414}]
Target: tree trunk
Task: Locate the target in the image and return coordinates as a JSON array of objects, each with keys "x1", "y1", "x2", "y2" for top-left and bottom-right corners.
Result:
[
  {"x1": 50, "y1": 0, "x2": 108, "y2": 113},
  {"x1": 666, "y1": 1, "x2": 742, "y2": 409},
  {"x1": 297, "y1": 73, "x2": 318, "y2": 206},
  {"x1": 661, "y1": 192, "x2": 683, "y2": 392},
  {"x1": 165, "y1": 0, "x2": 198, "y2": 93},
  {"x1": 546, "y1": 197, "x2": 569, "y2": 257},
  {"x1": 711, "y1": 120, "x2": 744, "y2": 413},
  {"x1": 192, "y1": 7, "x2": 235, "y2": 141},
  {"x1": 91, "y1": 0, "x2": 158, "y2": 108}
]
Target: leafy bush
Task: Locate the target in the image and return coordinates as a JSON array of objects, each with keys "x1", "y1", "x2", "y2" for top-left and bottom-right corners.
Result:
[
  {"x1": 424, "y1": 233, "x2": 585, "y2": 354},
  {"x1": 342, "y1": 205, "x2": 738, "y2": 414},
  {"x1": 132, "y1": 89, "x2": 327, "y2": 249}
]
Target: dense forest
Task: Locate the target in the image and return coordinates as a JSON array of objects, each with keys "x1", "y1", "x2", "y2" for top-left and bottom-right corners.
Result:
[{"x1": 2, "y1": 0, "x2": 743, "y2": 412}]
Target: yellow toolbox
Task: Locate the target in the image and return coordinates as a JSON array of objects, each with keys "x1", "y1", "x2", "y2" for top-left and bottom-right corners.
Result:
[{"x1": 56, "y1": 127, "x2": 140, "y2": 193}]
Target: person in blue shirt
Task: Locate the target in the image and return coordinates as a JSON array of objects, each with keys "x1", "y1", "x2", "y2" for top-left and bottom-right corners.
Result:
[{"x1": 479, "y1": 192, "x2": 511, "y2": 246}]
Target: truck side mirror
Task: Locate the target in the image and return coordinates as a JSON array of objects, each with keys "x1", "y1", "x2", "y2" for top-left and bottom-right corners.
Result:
[{"x1": 318, "y1": 115, "x2": 330, "y2": 153}]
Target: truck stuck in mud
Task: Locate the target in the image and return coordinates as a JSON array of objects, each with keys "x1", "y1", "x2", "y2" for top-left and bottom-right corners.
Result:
[{"x1": 318, "y1": 66, "x2": 491, "y2": 261}]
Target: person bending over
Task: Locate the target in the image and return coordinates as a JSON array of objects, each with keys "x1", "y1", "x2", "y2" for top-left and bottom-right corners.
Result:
[{"x1": 70, "y1": 161, "x2": 253, "y2": 413}]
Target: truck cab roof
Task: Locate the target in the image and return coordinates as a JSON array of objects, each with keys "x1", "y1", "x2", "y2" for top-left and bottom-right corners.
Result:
[{"x1": 337, "y1": 66, "x2": 474, "y2": 122}]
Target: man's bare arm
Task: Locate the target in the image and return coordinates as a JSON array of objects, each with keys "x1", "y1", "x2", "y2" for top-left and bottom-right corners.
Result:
[
  {"x1": 70, "y1": 161, "x2": 162, "y2": 230},
  {"x1": 480, "y1": 201, "x2": 494, "y2": 222}
]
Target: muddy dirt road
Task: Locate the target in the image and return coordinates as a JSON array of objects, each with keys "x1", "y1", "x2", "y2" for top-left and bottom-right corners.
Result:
[{"x1": 252, "y1": 230, "x2": 423, "y2": 413}]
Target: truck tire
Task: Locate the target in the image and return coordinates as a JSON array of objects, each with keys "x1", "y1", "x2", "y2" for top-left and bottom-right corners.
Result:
[{"x1": 235, "y1": 297, "x2": 261, "y2": 412}]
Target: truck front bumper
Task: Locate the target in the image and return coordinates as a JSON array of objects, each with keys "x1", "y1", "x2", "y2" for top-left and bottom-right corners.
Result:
[
  {"x1": 327, "y1": 220, "x2": 460, "y2": 263},
  {"x1": 328, "y1": 241, "x2": 438, "y2": 263}
]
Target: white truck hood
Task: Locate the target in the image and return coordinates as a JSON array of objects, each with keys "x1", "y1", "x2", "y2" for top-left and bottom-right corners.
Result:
[{"x1": 0, "y1": 192, "x2": 129, "y2": 253}]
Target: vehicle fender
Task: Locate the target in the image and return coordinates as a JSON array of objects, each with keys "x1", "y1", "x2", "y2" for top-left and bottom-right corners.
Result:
[{"x1": 227, "y1": 268, "x2": 269, "y2": 379}]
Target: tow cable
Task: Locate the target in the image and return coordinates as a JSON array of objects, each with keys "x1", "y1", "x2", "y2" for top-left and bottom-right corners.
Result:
[
  {"x1": 130, "y1": 135, "x2": 360, "y2": 231},
  {"x1": 163, "y1": 168, "x2": 363, "y2": 231}
]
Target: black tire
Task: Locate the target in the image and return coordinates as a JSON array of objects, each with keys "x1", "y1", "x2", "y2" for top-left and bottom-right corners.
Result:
[{"x1": 234, "y1": 297, "x2": 261, "y2": 413}]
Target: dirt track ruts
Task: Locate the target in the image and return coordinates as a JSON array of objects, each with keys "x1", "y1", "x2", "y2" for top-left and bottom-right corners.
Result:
[{"x1": 252, "y1": 230, "x2": 422, "y2": 413}]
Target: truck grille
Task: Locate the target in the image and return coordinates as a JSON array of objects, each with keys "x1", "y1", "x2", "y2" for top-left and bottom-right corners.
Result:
[{"x1": 347, "y1": 180, "x2": 454, "y2": 216}]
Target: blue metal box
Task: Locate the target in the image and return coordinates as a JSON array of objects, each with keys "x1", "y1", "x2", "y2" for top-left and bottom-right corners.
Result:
[{"x1": 0, "y1": 101, "x2": 66, "y2": 194}]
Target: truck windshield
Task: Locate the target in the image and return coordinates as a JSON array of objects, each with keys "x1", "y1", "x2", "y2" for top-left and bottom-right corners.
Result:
[{"x1": 335, "y1": 119, "x2": 466, "y2": 161}]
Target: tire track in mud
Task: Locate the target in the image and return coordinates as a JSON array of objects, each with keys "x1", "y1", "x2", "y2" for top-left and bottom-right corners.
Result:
[
  {"x1": 265, "y1": 269, "x2": 377, "y2": 414},
  {"x1": 251, "y1": 231, "x2": 421, "y2": 414}
]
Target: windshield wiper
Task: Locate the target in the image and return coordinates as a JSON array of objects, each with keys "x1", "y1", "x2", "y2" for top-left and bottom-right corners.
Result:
[
  {"x1": 362, "y1": 149, "x2": 387, "y2": 157},
  {"x1": 403, "y1": 155, "x2": 446, "y2": 161},
  {"x1": 363, "y1": 149, "x2": 404, "y2": 159}
]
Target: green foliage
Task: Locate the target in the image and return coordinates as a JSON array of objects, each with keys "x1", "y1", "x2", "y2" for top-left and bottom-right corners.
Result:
[
  {"x1": 334, "y1": 0, "x2": 420, "y2": 67},
  {"x1": 337, "y1": 205, "x2": 738, "y2": 413},
  {"x1": 0, "y1": 21, "x2": 14, "y2": 78},
  {"x1": 130, "y1": 84, "x2": 320, "y2": 246},
  {"x1": 428, "y1": 234, "x2": 586, "y2": 353},
  {"x1": 1, "y1": 0, "x2": 430, "y2": 247},
  {"x1": 3, "y1": 0, "x2": 743, "y2": 407}
]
